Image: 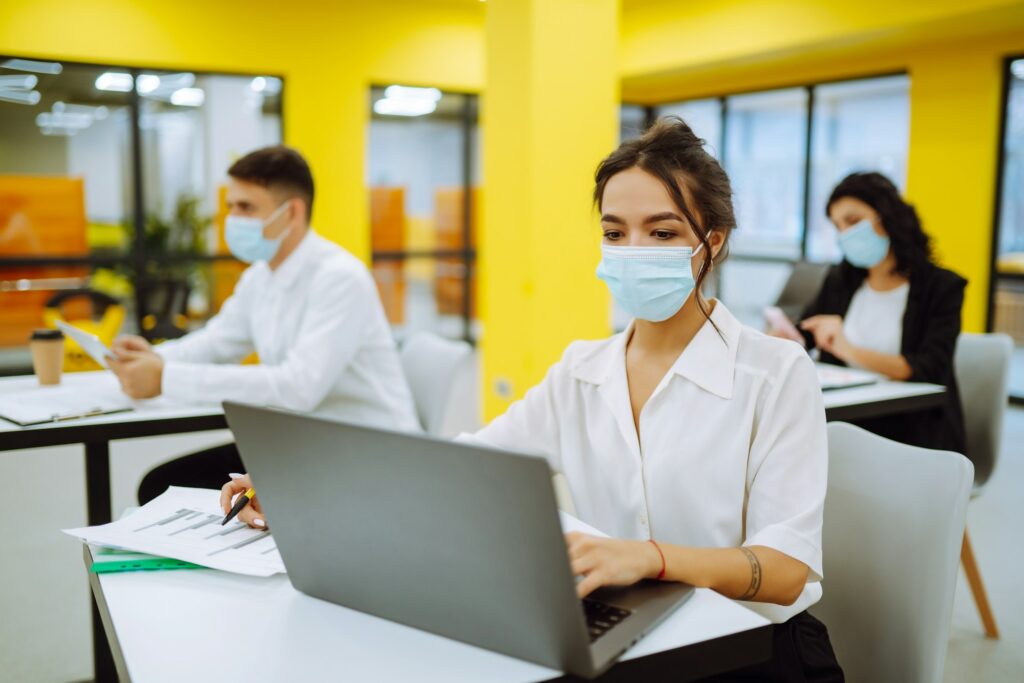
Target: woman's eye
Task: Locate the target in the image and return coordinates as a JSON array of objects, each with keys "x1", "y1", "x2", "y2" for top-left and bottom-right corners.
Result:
[
  {"x1": 603, "y1": 231, "x2": 622, "y2": 240},
  {"x1": 653, "y1": 231, "x2": 675, "y2": 240}
]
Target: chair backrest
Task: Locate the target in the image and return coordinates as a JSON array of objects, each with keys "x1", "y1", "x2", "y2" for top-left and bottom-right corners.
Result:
[
  {"x1": 953, "y1": 332, "x2": 1012, "y2": 489},
  {"x1": 813, "y1": 423, "x2": 973, "y2": 683},
  {"x1": 774, "y1": 261, "x2": 831, "y2": 322},
  {"x1": 399, "y1": 332, "x2": 475, "y2": 437}
]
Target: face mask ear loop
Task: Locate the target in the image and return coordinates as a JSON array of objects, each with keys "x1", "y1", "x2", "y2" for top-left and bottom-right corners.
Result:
[{"x1": 263, "y1": 201, "x2": 292, "y2": 238}]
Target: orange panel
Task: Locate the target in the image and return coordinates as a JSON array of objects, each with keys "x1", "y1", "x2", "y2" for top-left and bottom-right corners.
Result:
[
  {"x1": 0, "y1": 176, "x2": 89, "y2": 347},
  {"x1": 370, "y1": 187, "x2": 406, "y2": 324},
  {"x1": 434, "y1": 187, "x2": 478, "y2": 317}
]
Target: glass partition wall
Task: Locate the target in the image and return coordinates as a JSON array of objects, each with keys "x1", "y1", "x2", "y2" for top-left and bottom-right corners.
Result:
[
  {"x1": 0, "y1": 57, "x2": 282, "y2": 373},
  {"x1": 619, "y1": 74, "x2": 910, "y2": 328}
]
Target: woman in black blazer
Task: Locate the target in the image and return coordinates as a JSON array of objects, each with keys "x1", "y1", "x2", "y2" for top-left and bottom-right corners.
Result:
[{"x1": 792, "y1": 172, "x2": 967, "y2": 453}]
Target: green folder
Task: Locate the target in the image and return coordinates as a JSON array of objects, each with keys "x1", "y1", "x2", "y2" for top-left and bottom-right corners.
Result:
[{"x1": 90, "y1": 547, "x2": 202, "y2": 574}]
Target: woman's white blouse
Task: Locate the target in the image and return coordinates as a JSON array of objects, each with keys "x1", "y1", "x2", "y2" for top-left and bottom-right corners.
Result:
[{"x1": 468, "y1": 302, "x2": 827, "y2": 623}]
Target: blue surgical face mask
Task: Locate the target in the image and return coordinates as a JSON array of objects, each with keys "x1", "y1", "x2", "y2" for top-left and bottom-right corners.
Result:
[
  {"x1": 596, "y1": 243, "x2": 704, "y2": 322},
  {"x1": 225, "y1": 202, "x2": 291, "y2": 264},
  {"x1": 838, "y1": 218, "x2": 890, "y2": 269}
]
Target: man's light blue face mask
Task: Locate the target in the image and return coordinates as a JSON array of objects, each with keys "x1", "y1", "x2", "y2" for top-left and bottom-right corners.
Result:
[
  {"x1": 224, "y1": 202, "x2": 291, "y2": 264},
  {"x1": 596, "y1": 243, "x2": 704, "y2": 322},
  {"x1": 837, "y1": 218, "x2": 890, "y2": 269}
]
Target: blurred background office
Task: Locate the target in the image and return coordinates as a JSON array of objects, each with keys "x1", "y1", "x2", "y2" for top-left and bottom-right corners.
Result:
[{"x1": 1, "y1": 0, "x2": 1023, "y2": 681}]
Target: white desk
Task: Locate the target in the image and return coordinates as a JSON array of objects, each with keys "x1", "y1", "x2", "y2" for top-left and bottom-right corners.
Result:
[
  {"x1": 0, "y1": 372, "x2": 224, "y2": 525},
  {"x1": 5, "y1": 371, "x2": 943, "y2": 681},
  {"x1": 0, "y1": 372, "x2": 225, "y2": 682},
  {"x1": 85, "y1": 546, "x2": 772, "y2": 683},
  {"x1": 822, "y1": 380, "x2": 946, "y2": 422}
]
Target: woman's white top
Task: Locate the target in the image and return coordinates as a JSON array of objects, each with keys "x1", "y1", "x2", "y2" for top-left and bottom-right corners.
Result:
[
  {"x1": 842, "y1": 281, "x2": 909, "y2": 368},
  {"x1": 467, "y1": 301, "x2": 827, "y2": 623}
]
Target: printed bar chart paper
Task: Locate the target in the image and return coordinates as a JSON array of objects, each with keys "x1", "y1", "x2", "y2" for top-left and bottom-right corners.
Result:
[{"x1": 63, "y1": 487, "x2": 284, "y2": 576}]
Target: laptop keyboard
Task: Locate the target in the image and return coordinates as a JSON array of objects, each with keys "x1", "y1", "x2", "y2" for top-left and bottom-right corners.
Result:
[{"x1": 583, "y1": 598, "x2": 632, "y2": 642}]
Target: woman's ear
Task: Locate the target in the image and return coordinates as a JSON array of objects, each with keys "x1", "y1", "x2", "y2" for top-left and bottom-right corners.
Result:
[{"x1": 708, "y1": 230, "x2": 726, "y2": 259}]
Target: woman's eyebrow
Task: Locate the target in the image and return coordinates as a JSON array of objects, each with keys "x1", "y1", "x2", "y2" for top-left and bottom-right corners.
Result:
[
  {"x1": 600, "y1": 214, "x2": 626, "y2": 224},
  {"x1": 644, "y1": 212, "x2": 684, "y2": 224}
]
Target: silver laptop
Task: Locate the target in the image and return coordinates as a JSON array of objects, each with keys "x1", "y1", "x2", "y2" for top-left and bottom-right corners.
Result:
[{"x1": 224, "y1": 402, "x2": 693, "y2": 679}]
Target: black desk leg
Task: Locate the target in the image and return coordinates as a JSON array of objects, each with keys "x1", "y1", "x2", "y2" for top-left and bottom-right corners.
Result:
[{"x1": 85, "y1": 441, "x2": 117, "y2": 682}]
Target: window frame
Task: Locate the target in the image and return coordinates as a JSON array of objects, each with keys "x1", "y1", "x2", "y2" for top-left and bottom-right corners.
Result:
[
  {"x1": 367, "y1": 85, "x2": 479, "y2": 345},
  {"x1": 623, "y1": 69, "x2": 910, "y2": 269}
]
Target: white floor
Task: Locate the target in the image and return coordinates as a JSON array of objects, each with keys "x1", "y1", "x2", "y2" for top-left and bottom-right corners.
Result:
[{"x1": 0, "y1": 411, "x2": 1021, "y2": 682}]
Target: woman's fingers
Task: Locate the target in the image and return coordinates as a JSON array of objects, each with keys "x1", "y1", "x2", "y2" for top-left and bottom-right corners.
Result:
[
  {"x1": 576, "y1": 571, "x2": 604, "y2": 598},
  {"x1": 236, "y1": 505, "x2": 266, "y2": 529},
  {"x1": 219, "y1": 475, "x2": 252, "y2": 513},
  {"x1": 570, "y1": 553, "x2": 599, "y2": 577}
]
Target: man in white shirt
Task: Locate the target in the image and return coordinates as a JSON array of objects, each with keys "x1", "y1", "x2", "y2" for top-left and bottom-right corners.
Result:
[{"x1": 109, "y1": 145, "x2": 420, "y2": 503}]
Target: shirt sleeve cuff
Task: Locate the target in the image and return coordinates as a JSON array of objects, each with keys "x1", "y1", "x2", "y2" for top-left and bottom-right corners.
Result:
[
  {"x1": 161, "y1": 361, "x2": 200, "y2": 403},
  {"x1": 744, "y1": 524, "x2": 823, "y2": 582}
]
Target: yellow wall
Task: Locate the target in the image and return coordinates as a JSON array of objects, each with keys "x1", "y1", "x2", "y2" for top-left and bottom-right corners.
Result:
[
  {"x1": 480, "y1": 0, "x2": 619, "y2": 419},
  {"x1": 619, "y1": 0, "x2": 1024, "y2": 332},
  {"x1": 0, "y1": 0, "x2": 485, "y2": 261}
]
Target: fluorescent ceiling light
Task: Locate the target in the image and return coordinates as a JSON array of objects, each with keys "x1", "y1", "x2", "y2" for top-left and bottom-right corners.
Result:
[
  {"x1": 384, "y1": 85, "x2": 442, "y2": 102},
  {"x1": 35, "y1": 101, "x2": 110, "y2": 135},
  {"x1": 53, "y1": 101, "x2": 109, "y2": 119},
  {"x1": 36, "y1": 111, "x2": 94, "y2": 130},
  {"x1": 170, "y1": 87, "x2": 205, "y2": 107},
  {"x1": 0, "y1": 58, "x2": 62, "y2": 75},
  {"x1": 136, "y1": 73, "x2": 161, "y2": 94},
  {"x1": 251, "y1": 76, "x2": 282, "y2": 95},
  {"x1": 373, "y1": 97, "x2": 437, "y2": 117},
  {"x1": 95, "y1": 72, "x2": 134, "y2": 92},
  {"x1": 0, "y1": 74, "x2": 38, "y2": 90},
  {"x1": 0, "y1": 90, "x2": 41, "y2": 105}
]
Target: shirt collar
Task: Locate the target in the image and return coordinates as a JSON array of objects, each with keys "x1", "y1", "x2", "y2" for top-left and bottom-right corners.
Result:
[
  {"x1": 270, "y1": 229, "x2": 316, "y2": 290},
  {"x1": 571, "y1": 300, "x2": 741, "y2": 400}
]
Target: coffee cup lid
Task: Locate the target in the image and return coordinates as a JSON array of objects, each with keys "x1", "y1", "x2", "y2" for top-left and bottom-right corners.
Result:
[{"x1": 30, "y1": 328, "x2": 64, "y2": 341}]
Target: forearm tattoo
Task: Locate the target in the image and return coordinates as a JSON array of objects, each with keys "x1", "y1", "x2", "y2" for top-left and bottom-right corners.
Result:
[{"x1": 738, "y1": 547, "x2": 762, "y2": 601}]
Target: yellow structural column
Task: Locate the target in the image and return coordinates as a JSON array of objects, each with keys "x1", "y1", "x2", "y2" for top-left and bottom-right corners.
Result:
[
  {"x1": 905, "y1": 41, "x2": 1004, "y2": 333},
  {"x1": 480, "y1": 0, "x2": 619, "y2": 419}
]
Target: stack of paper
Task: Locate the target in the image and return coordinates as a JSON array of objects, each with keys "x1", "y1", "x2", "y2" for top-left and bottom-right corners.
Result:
[
  {"x1": 0, "y1": 383, "x2": 133, "y2": 426},
  {"x1": 815, "y1": 363, "x2": 880, "y2": 391},
  {"x1": 64, "y1": 487, "x2": 285, "y2": 577}
]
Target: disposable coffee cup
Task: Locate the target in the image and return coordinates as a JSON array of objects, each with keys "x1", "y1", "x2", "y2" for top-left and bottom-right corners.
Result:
[{"x1": 29, "y1": 329, "x2": 65, "y2": 386}]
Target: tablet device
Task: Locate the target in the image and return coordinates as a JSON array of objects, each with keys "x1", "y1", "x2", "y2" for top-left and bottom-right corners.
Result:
[{"x1": 55, "y1": 320, "x2": 117, "y2": 369}]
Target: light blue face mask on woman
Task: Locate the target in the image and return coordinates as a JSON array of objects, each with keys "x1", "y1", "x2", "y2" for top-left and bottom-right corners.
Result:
[
  {"x1": 225, "y1": 202, "x2": 291, "y2": 264},
  {"x1": 838, "y1": 218, "x2": 890, "y2": 269},
  {"x1": 596, "y1": 243, "x2": 704, "y2": 322}
]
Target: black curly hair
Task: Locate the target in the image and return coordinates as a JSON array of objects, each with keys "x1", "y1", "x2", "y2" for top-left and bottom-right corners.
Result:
[{"x1": 826, "y1": 172, "x2": 933, "y2": 277}]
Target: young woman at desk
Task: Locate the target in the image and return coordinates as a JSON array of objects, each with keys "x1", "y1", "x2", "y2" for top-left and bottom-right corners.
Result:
[
  {"x1": 773, "y1": 172, "x2": 966, "y2": 453},
  {"x1": 223, "y1": 118, "x2": 844, "y2": 680}
]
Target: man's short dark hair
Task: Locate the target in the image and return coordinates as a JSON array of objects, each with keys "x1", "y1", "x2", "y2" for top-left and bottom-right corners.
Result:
[{"x1": 228, "y1": 145, "x2": 314, "y2": 221}]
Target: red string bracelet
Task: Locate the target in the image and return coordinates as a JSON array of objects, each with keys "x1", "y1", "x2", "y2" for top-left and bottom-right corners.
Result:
[{"x1": 648, "y1": 539, "x2": 666, "y2": 580}]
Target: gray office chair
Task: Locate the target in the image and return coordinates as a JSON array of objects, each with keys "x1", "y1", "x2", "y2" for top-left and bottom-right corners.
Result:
[
  {"x1": 399, "y1": 331, "x2": 476, "y2": 437},
  {"x1": 812, "y1": 423, "x2": 973, "y2": 683},
  {"x1": 773, "y1": 261, "x2": 831, "y2": 322},
  {"x1": 952, "y1": 332, "x2": 1013, "y2": 639}
]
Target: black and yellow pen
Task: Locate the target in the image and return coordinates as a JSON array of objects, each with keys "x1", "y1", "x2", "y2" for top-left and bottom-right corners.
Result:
[{"x1": 221, "y1": 488, "x2": 255, "y2": 526}]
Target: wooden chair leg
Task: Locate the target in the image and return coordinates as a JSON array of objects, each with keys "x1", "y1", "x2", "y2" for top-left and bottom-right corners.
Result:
[{"x1": 961, "y1": 529, "x2": 1000, "y2": 639}]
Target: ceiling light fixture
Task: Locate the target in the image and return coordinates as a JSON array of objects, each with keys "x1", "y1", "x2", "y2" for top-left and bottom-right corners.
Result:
[
  {"x1": 384, "y1": 85, "x2": 442, "y2": 102},
  {"x1": 373, "y1": 97, "x2": 437, "y2": 117},
  {"x1": 0, "y1": 58, "x2": 63, "y2": 75},
  {"x1": 0, "y1": 90, "x2": 41, "y2": 105},
  {"x1": 95, "y1": 72, "x2": 134, "y2": 92},
  {"x1": 170, "y1": 87, "x2": 205, "y2": 107},
  {"x1": 0, "y1": 74, "x2": 38, "y2": 90},
  {"x1": 136, "y1": 74, "x2": 161, "y2": 94},
  {"x1": 250, "y1": 76, "x2": 282, "y2": 95}
]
